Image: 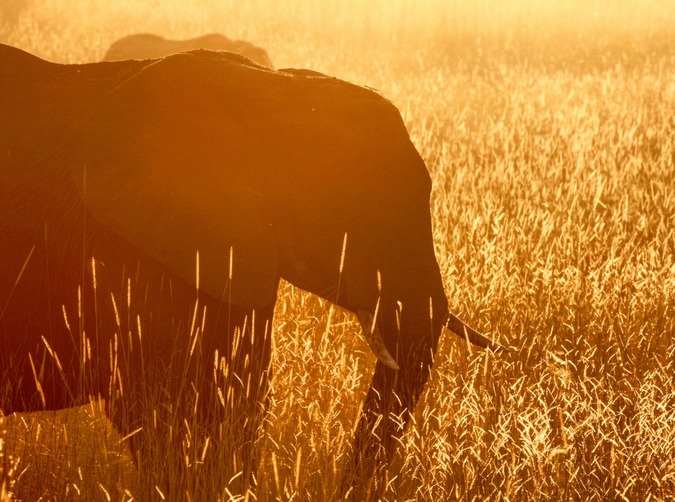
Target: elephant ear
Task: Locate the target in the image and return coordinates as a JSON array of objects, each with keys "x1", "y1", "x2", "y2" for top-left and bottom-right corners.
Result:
[{"x1": 74, "y1": 54, "x2": 279, "y2": 309}]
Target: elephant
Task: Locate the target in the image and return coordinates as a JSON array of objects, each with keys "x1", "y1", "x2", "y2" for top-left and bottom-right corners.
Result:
[
  {"x1": 102, "y1": 32, "x2": 274, "y2": 68},
  {"x1": 0, "y1": 43, "x2": 506, "y2": 498}
]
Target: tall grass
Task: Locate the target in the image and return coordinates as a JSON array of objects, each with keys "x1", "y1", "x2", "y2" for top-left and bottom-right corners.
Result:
[{"x1": 2, "y1": 0, "x2": 674, "y2": 500}]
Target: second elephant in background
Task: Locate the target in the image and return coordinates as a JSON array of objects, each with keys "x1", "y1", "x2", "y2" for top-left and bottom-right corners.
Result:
[{"x1": 103, "y1": 32, "x2": 274, "y2": 68}]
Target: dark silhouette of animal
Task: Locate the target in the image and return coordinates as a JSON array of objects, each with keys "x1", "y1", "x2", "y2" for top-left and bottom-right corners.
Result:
[
  {"x1": 0, "y1": 43, "x2": 506, "y2": 498},
  {"x1": 103, "y1": 33, "x2": 274, "y2": 68}
]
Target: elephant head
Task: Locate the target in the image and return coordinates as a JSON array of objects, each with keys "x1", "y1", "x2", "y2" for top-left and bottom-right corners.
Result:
[{"x1": 81, "y1": 53, "x2": 447, "y2": 358}]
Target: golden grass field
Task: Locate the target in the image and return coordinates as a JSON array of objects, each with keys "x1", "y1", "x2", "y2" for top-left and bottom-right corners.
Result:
[{"x1": 1, "y1": 0, "x2": 675, "y2": 500}]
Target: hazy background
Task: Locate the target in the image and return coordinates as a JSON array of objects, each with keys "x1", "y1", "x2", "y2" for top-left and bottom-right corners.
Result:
[{"x1": 2, "y1": 0, "x2": 674, "y2": 68}]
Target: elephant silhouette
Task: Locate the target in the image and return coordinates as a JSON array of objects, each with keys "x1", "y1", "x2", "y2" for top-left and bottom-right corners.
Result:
[
  {"x1": 103, "y1": 33, "x2": 274, "y2": 68},
  {"x1": 0, "y1": 44, "x2": 506, "y2": 498}
]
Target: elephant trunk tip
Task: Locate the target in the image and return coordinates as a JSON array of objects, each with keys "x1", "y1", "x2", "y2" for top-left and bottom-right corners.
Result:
[{"x1": 445, "y1": 311, "x2": 510, "y2": 354}]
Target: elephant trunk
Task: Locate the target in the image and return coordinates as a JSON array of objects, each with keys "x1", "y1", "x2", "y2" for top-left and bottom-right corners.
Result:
[
  {"x1": 342, "y1": 304, "x2": 509, "y2": 497},
  {"x1": 342, "y1": 298, "x2": 446, "y2": 498}
]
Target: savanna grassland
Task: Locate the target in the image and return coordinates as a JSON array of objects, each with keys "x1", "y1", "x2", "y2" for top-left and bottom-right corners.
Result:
[{"x1": 1, "y1": 0, "x2": 675, "y2": 500}]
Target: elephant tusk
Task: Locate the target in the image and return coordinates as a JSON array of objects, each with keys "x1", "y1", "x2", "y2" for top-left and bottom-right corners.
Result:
[
  {"x1": 356, "y1": 310, "x2": 400, "y2": 371},
  {"x1": 445, "y1": 311, "x2": 510, "y2": 353}
]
